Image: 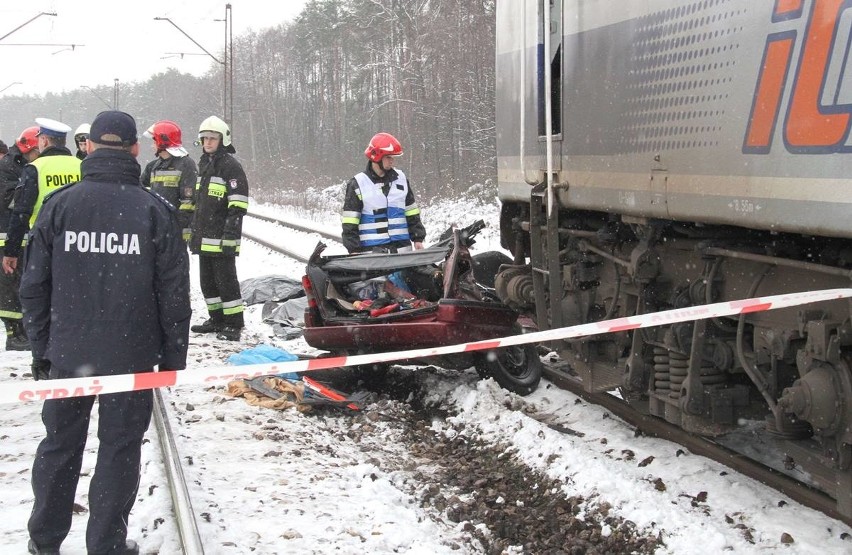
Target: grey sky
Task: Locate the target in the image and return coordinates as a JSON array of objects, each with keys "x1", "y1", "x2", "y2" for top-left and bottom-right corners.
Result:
[{"x1": 0, "y1": 1, "x2": 307, "y2": 98}]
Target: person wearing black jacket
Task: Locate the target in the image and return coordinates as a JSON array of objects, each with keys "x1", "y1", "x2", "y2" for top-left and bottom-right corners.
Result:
[
  {"x1": 189, "y1": 116, "x2": 249, "y2": 341},
  {"x1": 0, "y1": 128, "x2": 39, "y2": 350},
  {"x1": 20, "y1": 111, "x2": 191, "y2": 555},
  {"x1": 140, "y1": 120, "x2": 198, "y2": 241},
  {"x1": 341, "y1": 132, "x2": 426, "y2": 254}
]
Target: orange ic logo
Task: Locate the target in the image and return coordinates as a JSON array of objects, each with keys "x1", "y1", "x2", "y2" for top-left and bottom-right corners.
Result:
[{"x1": 744, "y1": 0, "x2": 852, "y2": 154}]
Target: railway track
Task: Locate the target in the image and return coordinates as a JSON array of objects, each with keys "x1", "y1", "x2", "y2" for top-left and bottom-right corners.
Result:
[
  {"x1": 541, "y1": 362, "x2": 851, "y2": 526},
  {"x1": 152, "y1": 391, "x2": 206, "y2": 554},
  {"x1": 138, "y1": 211, "x2": 331, "y2": 553},
  {"x1": 242, "y1": 210, "x2": 342, "y2": 263}
]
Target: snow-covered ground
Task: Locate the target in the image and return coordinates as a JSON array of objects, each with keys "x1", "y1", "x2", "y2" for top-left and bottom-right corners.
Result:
[{"x1": 0, "y1": 198, "x2": 850, "y2": 554}]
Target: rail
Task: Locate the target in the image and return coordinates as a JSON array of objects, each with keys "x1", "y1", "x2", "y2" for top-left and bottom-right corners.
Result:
[
  {"x1": 245, "y1": 210, "x2": 342, "y2": 242},
  {"x1": 153, "y1": 390, "x2": 206, "y2": 554},
  {"x1": 243, "y1": 211, "x2": 344, "y2": 263},
  {"x1": 542, "y1": 363, "x2": 850, "y2": 526}
]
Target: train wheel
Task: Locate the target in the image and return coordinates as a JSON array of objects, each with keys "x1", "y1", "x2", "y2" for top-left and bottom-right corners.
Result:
[{"x1": 474, "y1": 343, "x2": 542, "y2": 396}]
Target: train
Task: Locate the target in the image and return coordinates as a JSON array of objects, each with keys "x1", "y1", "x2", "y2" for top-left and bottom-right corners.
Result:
[{"x1": 493, "y1": 0, "x2": 852, "y2": 519}]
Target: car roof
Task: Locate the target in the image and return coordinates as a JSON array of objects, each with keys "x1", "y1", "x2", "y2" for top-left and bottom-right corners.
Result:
[{"x1": 319, "y1": 246, "x2": 450, "y2": 273}]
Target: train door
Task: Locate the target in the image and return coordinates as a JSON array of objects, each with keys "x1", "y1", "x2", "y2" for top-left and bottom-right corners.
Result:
[
  {"x1": 538, "y1": 0, "x2": 563, "y2": 170},
  {"x1": 530, "y1": 0, "x2": 566, "y2": 330}
]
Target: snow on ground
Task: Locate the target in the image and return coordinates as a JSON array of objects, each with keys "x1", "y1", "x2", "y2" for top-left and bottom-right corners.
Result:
[{"x1": 0, "y1": 198, "x2": 850, "y2": 554}]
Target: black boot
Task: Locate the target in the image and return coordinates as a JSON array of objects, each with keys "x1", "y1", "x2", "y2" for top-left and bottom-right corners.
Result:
[
  {"x1": 27, "y1": 539, "x2": 60, "y2": 554},
  {"x1": 190, "y1": 317, "x2": 223, "y2": 333},
  {"x1": 6, "y1": 320, "x2": 30, "y2": 351}
]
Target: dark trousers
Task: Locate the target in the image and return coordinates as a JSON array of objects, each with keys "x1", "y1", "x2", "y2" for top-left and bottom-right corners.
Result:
[
  {"x1": 199, "y1": 255, "x2": 244, "y2": 328},
  {"x1": 0, "y1": 260, "x2": 22, "y2": 320},
  {"x1": 29, "y1": 389, "x2": 153, "y2": 554}
]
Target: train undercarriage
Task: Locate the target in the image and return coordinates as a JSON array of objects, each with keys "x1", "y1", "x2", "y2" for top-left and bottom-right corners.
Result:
[{"x1": 495, "y1": 187, "x2": 852, "y2": 519}]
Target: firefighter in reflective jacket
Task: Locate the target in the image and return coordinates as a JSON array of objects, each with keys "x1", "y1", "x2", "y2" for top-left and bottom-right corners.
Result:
[
  {"x1": 2, "y1": 118, "x2": 81, "y2": 276},
  {"x1": 0, "y1": 126, "x2": 40, "y2": 350},
  {"x1": 341, "y1": 132, "x2": 426, "y2": 253},
  {"x1": 141, "y1": 120, "x2": 198, "y2": 240},
  {"x1": 189, "y1": 116, "x2": 249, "y2": 341}
]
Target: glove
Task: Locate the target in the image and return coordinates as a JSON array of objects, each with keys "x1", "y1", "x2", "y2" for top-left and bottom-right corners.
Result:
[
  {"x1": 31, "y1": 358, "x2": 51, "y2": 381},
  {"x1": 221, "y1": 213, "x2": 242, "y2": 256},
  {"x1": 223, "y1": 213, "x2": 243, "y2": 238}
]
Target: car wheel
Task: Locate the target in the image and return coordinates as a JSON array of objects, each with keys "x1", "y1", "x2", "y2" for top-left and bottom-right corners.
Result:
[{"x1": 474, "y1": 342, "x2": 542, "y2": 396}]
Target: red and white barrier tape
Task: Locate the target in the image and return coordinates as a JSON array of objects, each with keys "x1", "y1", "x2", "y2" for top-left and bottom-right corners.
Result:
[{"x1": 4, "y1": 288, "x2": 851, "y2": 405}]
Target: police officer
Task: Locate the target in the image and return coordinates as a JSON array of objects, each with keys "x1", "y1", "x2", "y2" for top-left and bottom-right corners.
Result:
[
  {"x1": 2, "y1": 118, "x2": 81, "y2": 276},
  {"x1": 73, "y1": 123, "x2": 90, "y2": 160},
  {"x1": 341, "y1": 132, "x2": 426, "y2": 253},
  {"x1": 189, "y1": 116, "x2": 248, "y2": 341},
  {"x1": 0, "y1": 127, "x2": 40, "y2": 350},
  {"x1": 140, "y1": 120, "x2": 198, "y2": 240},
  {"x1": 21, "y1": 110, "x2": 191, "y2": 555}
]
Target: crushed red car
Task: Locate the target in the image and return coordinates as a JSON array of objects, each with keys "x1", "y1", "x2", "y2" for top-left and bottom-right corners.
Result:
[{"x1": 302, "y1": 221, "x2": 542, "y2": 395}]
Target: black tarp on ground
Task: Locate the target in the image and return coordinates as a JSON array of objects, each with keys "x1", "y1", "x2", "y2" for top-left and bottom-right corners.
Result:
[
  {"x1": 262, "y1": 298, "x2": 308, "y2": 339},
  {"x1": 240, "y1": 275, "x2": 305, "y2": 305},
  {"x1": 240, "y1": 275, "x2": 307, "y2": 338}
]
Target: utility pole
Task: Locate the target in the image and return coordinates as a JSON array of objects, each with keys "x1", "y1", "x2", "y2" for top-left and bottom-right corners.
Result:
[
  {"x1": 155, "y1": 5, "x2": 233, "y2": 126},
  {"x1": 227, "y1": 4, "x2": 233, "y2": 127}
]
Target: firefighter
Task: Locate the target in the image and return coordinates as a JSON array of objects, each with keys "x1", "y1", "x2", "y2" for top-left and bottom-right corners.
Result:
[
  {"x1": 341, "y1": 132, "x2": 426, "y2": 253},
  {"x1": 21, "y1": 110, "x2": 190, "y2": 555},
  {"x1": 2, "y1": 118, "x2": 81, "y2": 277},
  {"x1": 0, "y1": 127, "x2": 40, "y2": 350},
  {"x1": 189, "y1": 116, "x2": 248, "y2": 341},
  {"x1": 140, "y1": 120, "x2": 198, "y2": 240},
  {"x1": 73, "y1": 123, "x2": 90, "y2": 160}
]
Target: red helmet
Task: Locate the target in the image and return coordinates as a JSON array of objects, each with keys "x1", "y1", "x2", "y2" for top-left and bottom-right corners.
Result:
[
  {"x1": 365, "y1": 132, "x2": 403, "y2": 162},
  {"x1": 16, "y1": 126, "x2": 40, "y2": 154},
  {"x1": 145, "y1": 120, "x2": 184, "y2": 152}
]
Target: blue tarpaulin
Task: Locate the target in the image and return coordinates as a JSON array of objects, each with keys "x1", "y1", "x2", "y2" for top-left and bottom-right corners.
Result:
[{"x1": 228, "y1": 344, "x2": 300, "y2": 379}]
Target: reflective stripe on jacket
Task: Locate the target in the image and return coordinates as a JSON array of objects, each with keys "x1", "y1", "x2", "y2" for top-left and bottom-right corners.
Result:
[
  {"x1": 189, "y1": 149, "x2": 249, "y2": 257},
  {"x1": 354, "y1": 169, "x2": 411, "y2": 247},
  {"x1": 141, "y1": 155, "x2": 198, "y2": 240}
]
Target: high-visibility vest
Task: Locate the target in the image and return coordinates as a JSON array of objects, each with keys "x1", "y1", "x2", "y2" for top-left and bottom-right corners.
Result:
[
  {"x1": 354, "y1": 169, "x2": 411, "y2": 247},
  {"x1": 30, "y1": 155, "x2": 81, "y2": 227}
]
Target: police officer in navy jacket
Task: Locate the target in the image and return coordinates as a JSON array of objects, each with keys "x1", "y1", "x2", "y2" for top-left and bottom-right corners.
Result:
[{"x1": 20, "y1": 111, "x2": 191, "y2": 555}]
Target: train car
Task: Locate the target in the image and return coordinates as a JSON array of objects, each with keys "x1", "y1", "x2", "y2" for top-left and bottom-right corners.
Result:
[{"x1": 494, "y1": 0, "x2": 852, "y2": 519}]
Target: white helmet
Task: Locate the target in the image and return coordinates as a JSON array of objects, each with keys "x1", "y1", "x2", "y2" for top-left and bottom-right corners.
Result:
[
  {"x1": 74, "y1": 123, "x2": 91, "y2": 138},
  {"x1": 198, "y1": 116, "x2": 232, "y2": 148}
]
